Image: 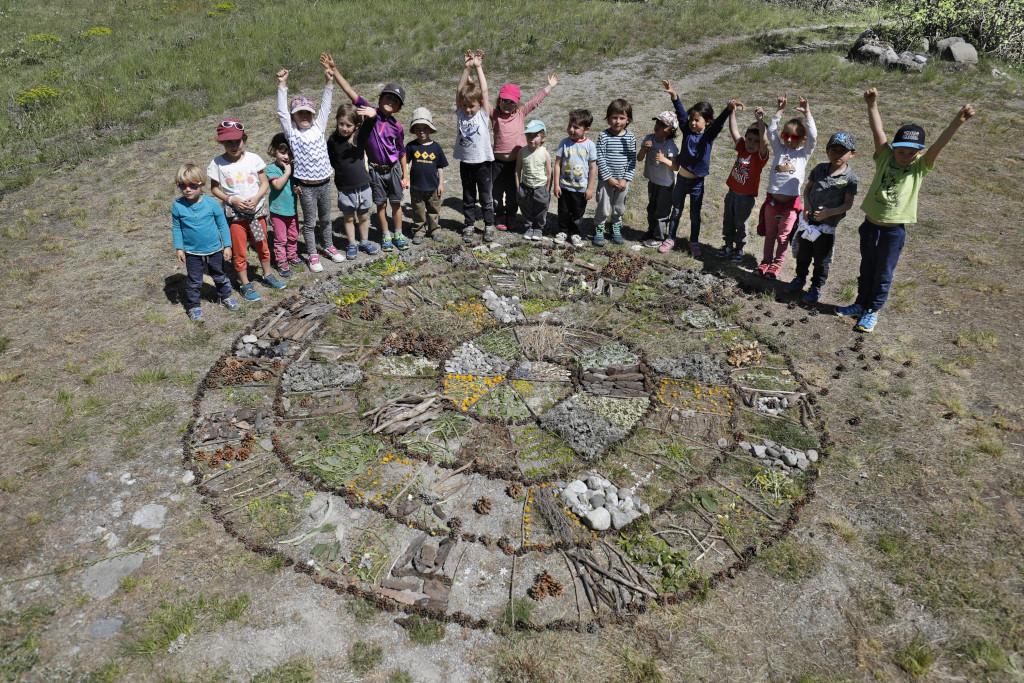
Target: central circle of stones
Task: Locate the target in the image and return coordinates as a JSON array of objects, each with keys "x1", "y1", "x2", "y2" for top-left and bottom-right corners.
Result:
[{"x1": 187, "y1": 250, "x2": 824, "y2": 630}]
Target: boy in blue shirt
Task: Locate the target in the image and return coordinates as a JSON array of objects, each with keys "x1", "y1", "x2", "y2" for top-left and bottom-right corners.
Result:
[
  {"x1": 171, "y1": 163, "x2": 239, "y2": 322},
  {"x1": 406, "y1": 107, "x2": 449, "y2": 243}
]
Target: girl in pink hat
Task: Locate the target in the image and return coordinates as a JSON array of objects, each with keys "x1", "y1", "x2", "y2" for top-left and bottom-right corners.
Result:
[{"x1": 491, "y1": 72, "x2": 558, "y2": 233}]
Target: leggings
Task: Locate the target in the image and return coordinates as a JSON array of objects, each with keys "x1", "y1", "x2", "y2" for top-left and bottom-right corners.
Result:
[
  {"x1": 492, "y1": 158, "x2": 518, "y2": 220},
  {"x1": 297, "y1": 180, "x2": 333, "y2": 255},
  {"x1": 668, "y1": 175, "x2": 705, "y2": 242}
]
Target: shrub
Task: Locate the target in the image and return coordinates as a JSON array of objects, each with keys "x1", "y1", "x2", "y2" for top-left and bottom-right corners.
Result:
[{"x1": 884, "y1": 0, "x2": 1024, "y2": 62}]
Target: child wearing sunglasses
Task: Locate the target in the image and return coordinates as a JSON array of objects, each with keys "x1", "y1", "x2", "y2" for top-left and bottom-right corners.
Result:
[
  {"x1": 718, "y1": 103, "x2": 768, "y2": 262},
  {"x1": 171, "y1": 163, "x2": 239, "y2": 322},
  {"x1": 756, "y1": 93, "x2": 816, "y2": 278}
]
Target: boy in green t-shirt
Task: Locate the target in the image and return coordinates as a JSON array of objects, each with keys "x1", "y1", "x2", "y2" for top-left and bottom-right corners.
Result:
[{"x1": 835, "y1": 88, "x2": 975, "y2": 333}]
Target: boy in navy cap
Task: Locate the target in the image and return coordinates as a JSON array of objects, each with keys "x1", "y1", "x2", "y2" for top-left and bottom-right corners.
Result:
[{"x1": 835, "y1": 88, "x2": 975, "y2": 332}]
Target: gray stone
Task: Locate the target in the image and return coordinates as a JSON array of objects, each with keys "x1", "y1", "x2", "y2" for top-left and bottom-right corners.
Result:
[
  {"x1": 766, "y1": 447, "x2": 781, "y2": 459},
  {"x1": 584, "y1": 507, "x2": 611, "y2": 531},
  {"x1": 610, "y1": 508, "x2": 641, "y2": 530},
  {"x1": 739, "y1": 440, "x2": 751, "y2": 452},
  {"x1": 781, "y1": 451, "x2": 798, "y2": 467},
  {"x1": 131, "y1": 504, "x2": 167, "y2": 530},
  {"x1": 753, "y1": 444, "x2": 767, "y2": 458},
  {"x1": 606, "y1": 491, "x2": 619, "y2": 506},
  {"x1": 586, "y1": 476, "x2": 604, "y2": 490},
  {"x1": 589, "y1": 493, "x2": 606, "y2": 508},
  {"x1": 717, "y1": 437, "x2": 729, "y2": 448},
  {"x1": 935, "y1": 36, "x2": 964, "y2": 53},
  {"x1": 88, "y1": 617, "x2": 123, "y2": 638},
  {"x1": 81, "y1": 552, "x2": 145, "y2": 599},
  {"x1": 382, "y1": 576, "x2": 421, "y2": 591},
  {"x1": 806, "y1": 449, "x2": 819, "y2": 463},
  {"x1": 241, "y1": 334, "x2": 258, "y2": 344},
  {"x1": 180, "y1": 471, "x2": 195, "y2": 485},
  {"x1": 891, "y1": 52, "x2": 925, "y2": 72},
  {"x1": 943, "y1": 41, "x2": 978, "y2": 64},
  {"x1": 796, "y1": 455, "x2": 810, "y2": 470}
]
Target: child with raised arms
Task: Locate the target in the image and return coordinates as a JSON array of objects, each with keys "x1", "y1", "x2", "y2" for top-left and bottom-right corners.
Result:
[
  {"x1": 455, "y1": 50, "x2": 497, "y2": 243},
  {"x1": 718, "y1": 103, "x2": 768, "y2": 262}
]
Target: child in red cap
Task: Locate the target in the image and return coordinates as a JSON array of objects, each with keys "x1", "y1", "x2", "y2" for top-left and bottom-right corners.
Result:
[{"x1": 491, "y1": 72, "x2": 558, "y2": 233}]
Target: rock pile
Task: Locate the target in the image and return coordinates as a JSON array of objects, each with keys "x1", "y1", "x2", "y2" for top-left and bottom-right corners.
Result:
[
  {"x1": 739, "y1": 439, "x2": 818, "y2": 472},
  {"x1": 848, "y1": 29, "x2": 928, "y2": 72},
  {"x1": 444, "y1": 342, "x2": 511, "y2": 376},
  {"x1": 580, "y1": 363, "x2": 646, "y2": 397},
  {"x1": 235, "y1": 334, "x2": 290, "y2": 359},
  {"x1": 754, "y1": 395, "x2": 792, "y2": 416},
  {"x1": 281, "y1": 361, "x2": 362, "y2": 393},
  {"x1": 559, "y1": 474, "x2": 651, "y2": 531},
  {"x1": 482, "y1": 288, "x2": 526, "y2": 324},
  {"x1": 381, "y1": 534, "x2": 456, "y2": 610},
  {"x1": 192, "y1": 408, "x2": 272, "y2": 444}
]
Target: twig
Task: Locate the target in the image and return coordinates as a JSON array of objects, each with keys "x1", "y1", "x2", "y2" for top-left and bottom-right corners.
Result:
[
  {"x1": 570, "y1": 554, "x2": 658, "y2": 598},
  {"x1": 561, "y1": 550, "x2": 584, "y2": 625}
]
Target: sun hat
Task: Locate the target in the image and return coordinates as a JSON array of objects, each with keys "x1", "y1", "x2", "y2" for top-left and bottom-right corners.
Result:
[
  {"x1": 653, "y1": 111, "x2": 679, "y2": 130},
  {"x1": 498, "y1": 83, "x2": 521, "y2": 103},
  {"x1": 380, "y1": 83, "x2": 406, "y2": 106},
  {"x1": 524, "y1": 119, "x2": 546, "y2": 134},
  {"x1": 289, "y1": 95, "x2": 316, "y2": 115},
  {"x1": 410, "y1": 107, "x2": 437, "y2": 132},
  {"x1": 892, "y1": 123, "x2": 925, "y2": 149},
  {"x1": 216, "y1": 118, "x2": 245, "y2": 141},
  {"x1": 827, "y1": 131, "x2": 856, "y2": 151}
]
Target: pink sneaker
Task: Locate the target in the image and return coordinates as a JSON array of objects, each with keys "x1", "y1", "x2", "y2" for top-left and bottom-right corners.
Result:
[
  {"x1": 688, "y1": 241, "x2": 702, "y2": 257},
  {"x1": 325, "y1": 246, "x2": 344, "y2": 263},
  {"x1": 657, "y1": 238, "x2": 675, "y2": 254},
  {"x1": 308, "y1": 253, "x2": 324, "y2": 273},
  {"x1": 496, "y1": 216, "x2": 508, "y2": 231}
]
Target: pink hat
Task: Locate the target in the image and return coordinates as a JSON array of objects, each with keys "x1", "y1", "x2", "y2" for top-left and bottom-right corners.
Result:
[
  {"x1": 289, "y1": 95, "x2": 316, "y2": 115},
  {"x1": 216, "y1": 118, "x2": 245, "y2": 141},
  {"x1": 497, "y1": 83, "x2": 521, "y2": 103}
]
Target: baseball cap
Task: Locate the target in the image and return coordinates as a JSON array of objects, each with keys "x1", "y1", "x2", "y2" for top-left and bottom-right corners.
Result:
[
  {"x1": 827, "y1": 131, "x2": 856, "y2": 151},
  {"x1": 289, "y1": 95, "x2": 315, "y2": 115},
  {"x1": 410, "y1": 107, "x2": 437, "y2": 132},
  {"x1": 380, "y1": 83, "x2": 406, "y2": 106},
  {"x1": 524, "y1": 119, "x2": 546, "y2": 134},
  {"x1": 498, "y1": 83, "x2": 522, "y2": 103},
  {"x1": 216, "y1": 118, "x2": 245, "y2": 142},
  {"x1": 653, "y1": 110, "x2": 679, "y2": 129},
  {"x1": 892, "y1": 124, "x2": 925, "y2": 149}
]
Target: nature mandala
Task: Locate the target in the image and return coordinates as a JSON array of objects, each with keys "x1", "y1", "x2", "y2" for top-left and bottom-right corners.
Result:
[{"x1": 186, "y1": 247, "x2": 826, "y2": 630}]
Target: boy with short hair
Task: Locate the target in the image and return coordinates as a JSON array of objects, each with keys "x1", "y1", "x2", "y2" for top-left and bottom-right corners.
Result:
[
  {"x1": 553, "y1": 109, "x2": 598, "y2": 247},
  {"x1": 455, "y1": 49, "x2": 496, "y2": 244},
  {"x1": 323, "y1": 53, "x2": 409, "y2": 251},
  {"x1": 515, "y1": 119, "x2": 552, "y2": 240},
  {"x1": 787, "y1": 131, "x2": 859, "y2": 304},
  {"x1": 836, "y1": 88, "x2": 976, "y2": 333},
  {"x1": 406, "y1": 107, "x2": 448, "y2": 243}
]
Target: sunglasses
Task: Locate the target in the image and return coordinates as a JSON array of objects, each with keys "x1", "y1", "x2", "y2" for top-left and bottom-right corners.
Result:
[
  {"x1": 220, "y1": 120, "x2": 244, "y2": 131},
  {"x1": 781, "y1": 133, "x2": 803, "y2": 142},
  {"x1": 178, "y1": 182, "x2": 202, "y2": 190}
]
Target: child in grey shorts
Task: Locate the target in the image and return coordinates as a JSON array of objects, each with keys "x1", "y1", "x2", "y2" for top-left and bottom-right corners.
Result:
[
  {"x1": 515, "y1": 120, "x2": 552, "y2": 240},
  {"x1": 327, "y1": 103, "x2": 381, "y2": 260}
]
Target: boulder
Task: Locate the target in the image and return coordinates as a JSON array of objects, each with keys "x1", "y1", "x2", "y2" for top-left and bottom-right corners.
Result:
[
  {"x1": 890, "y1": 51, "x2": 925, "y2": 72},
  {"x1": 935, "y1": 36, "x2": 964, "y2": 53},
  {"x1": 584, "y1": 507, "x2": 611, "y2": 531},
  {"x1": 942, "y1": 41, "x2": 978, "y2": 65}
]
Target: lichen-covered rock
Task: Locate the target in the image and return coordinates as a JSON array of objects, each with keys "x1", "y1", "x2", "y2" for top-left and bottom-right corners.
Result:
[{"x1": 282, "y1": 361, "x2": 363, "y2": 393}]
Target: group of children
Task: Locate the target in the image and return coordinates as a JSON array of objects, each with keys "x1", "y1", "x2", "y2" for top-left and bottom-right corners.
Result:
[{"x1": 172, "y1": 51, "x2": 975, "y2": 333}]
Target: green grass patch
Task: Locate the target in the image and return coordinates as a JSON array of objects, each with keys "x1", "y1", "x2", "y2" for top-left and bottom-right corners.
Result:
[
  {"x1": 403, "y1": 614, "x2": 446, "y2": 645},
  {"x1": 743, "y1": 414, "x2": 818, "y2": 451},
  {"x1": 758, "y1": 538, "x2": 824, "y2": 580},
  {"x1": 124, "y1": 593, "x2": 250, "y2": 656},
  {"x1": 620, "y1": 646, "x2": 665, "y2": 683},
  {"x1": 347, "y1": 641, "x2": 384, "y2": 675},
  {"x1": 388, "y1": 670, "x2": 414, "y2": 683},
  {"x1": 893, "y1": 634, "x2": 936, "y2": 678},
  {"x1": 0, "y1": 335, "x2": 10, "y2": 354},
  {"x1": 252, "y1": 657, "x2": 315, "y2": 683},
  {"x1": 0, "y1": 604, "x2": 53, "y2": 680}
]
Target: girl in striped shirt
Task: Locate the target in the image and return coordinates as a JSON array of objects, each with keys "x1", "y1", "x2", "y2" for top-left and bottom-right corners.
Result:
[{"x1": 593, "y1": 99, "x2": 637, "y2": 246}]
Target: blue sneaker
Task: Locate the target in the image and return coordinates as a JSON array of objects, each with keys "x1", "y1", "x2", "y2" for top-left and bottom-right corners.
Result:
[
  {"x1": 187, "y1": 307, "x2": 204, "y2": 322},
  {"x1": 277, "y1": 266, "x2": 292, "y2": 278},
  {"x1": 360, "y1": 240, "x2": 380, "y2": 255},
  {"x1": 393, "y1": 234, "x2": 410, "y2": 251},
  {"x1": 222, "y1": 297, "x2": 240, "y2": 311},
  {"x1": 240, "y1": 283, "x2": 261, "y2": 302},
  {"x1": 593, "y1": 228, "x2": 606, "y2": 247},
  {"x1": 855, "y1": 310, "x2": 878, "y2": 333},
  {"x1": 801, "y1": 286, "x2": 820, "y2": 304},
  {"x1": 611, "y1": 223, "x2": 624, "y2": 245},
  {"x1": 346, "y1": 244, "x2": 358, "y2": 260},
  {"x1": 786, "y1": 277, "x2": 806, "y2": 293},
  {"x1": 263, "y1": 273, "x2": 287, "y2": 290},
  {"x1": 381, "y1": 236, "x2": 395, "y2": 252},
  {"x1": 835, "y1": 303, "x2": 864, "y2": 318}
]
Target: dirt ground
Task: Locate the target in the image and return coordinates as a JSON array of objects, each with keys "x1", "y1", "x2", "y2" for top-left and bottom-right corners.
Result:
[{"x1": 1, "y1": 28, "x2": 1022, "y2": 682}]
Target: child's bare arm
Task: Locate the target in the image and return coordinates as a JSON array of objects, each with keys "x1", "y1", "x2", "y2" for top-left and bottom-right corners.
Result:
[
  {"x1": 269, "y1": 163, "x2": 291, "y2": 190},
  {"x1": 863, "y1": 88, "x2": 887, "y2": 158},
  {"x1": 255, "y1": 170, "x2": 270, "y2": 203},
  {"x1": 474, "y1": 51, "x2": 491, "y2": 116},
  {"x1": 728, "y1": 103, "x2": 742, "y2": 144},
  {"x1": 399, "y1": 154, "x2": 409, "y2": 190},
  {"x1": 585, "y1": 161, "x2": 597, "y2": 201},
  {"x1": 553, "y1": 156, "x2": 562, "y2": 197},
  {"x1": 322, "y1": 53, "x2": 359, "y2": 103},
  {"x1": 457, "y1": 52, "x2": 472, "y2": 107},
  {"x1": 276, "y1": 69, "x2": 291, "y2": 132},
  {"x1": 637, "y1": 137, "x2": 650, "y2": 161},
  {"x1": 754, "y1": 109, "x2": 769, "y2": 158},
  {"x1": 437, "y1": 168, "x2": 445, "y2": 197},
  {"x1": 546, "y1": 153, "x2": 554, "y2": 193},
  {"x1": 924, "y1": 104, "x2": 976, "y2": 168}
]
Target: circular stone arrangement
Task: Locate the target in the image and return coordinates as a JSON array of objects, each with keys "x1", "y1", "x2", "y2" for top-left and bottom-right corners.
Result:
[{"x1": 186, "y1": 248, "x2": 827, "y2": 630}]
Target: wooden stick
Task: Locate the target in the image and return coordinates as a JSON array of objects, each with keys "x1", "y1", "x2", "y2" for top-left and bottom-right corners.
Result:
[
  {"x1": 570, "y1": 554, "x2": 657, "y2": 598},
  {"x1": 710, "y1": 476, "x2": 782, "y2": 524}
]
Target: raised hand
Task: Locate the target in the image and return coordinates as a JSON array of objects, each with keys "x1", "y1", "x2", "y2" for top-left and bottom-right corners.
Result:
[
  {"x1": 356, "y1": 105, "x2": 377, "y2": 119},
  {"x1": 728, "y1": 99, "x2": 745, "y2": 111},
  {"x1": 642, "y1": 138, "x2": 654, "y2": 150},
  {"x1": 754, "y1": 106, "x2": 765, "y2": 121},
  {"x1": 660, "y1": 79, "x2": 677, "y2": 100},
  {"x1": 776, "y1": 93, "x2": 788, "y2": 111},
  {"x1": 319, "y1": 53, "x2": 336, "y2": 71},
  {"x1": 795, "y1": 97, "x2": 809, "y2": 114},
  {"x1": 276, "y1": 68, "x2": 289, "y2": 85},
  {"x1": 958, "y1": 104, "x2": 976, "y2": 122},
  {"x1": 863, "y1": 87, "x2": 878, "y2": 106},
  {"x1": 547, "y1": 73, "x2": 558, "y2": 88}
]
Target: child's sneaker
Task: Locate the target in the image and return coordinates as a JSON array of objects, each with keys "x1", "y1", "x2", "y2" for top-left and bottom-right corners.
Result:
[
  {"x1": 263, "y1": 273, "x2": 287, "y2": 290},
  {"x1": 657, "y1": 238, "x2": 675, "y2": 254},
  {"x1": 412, "y1": 231, "x2": 424, "y2": 245},
  {"x1": 240, "y1": 283, "x2": 262, "y2": 302},
  {"x1": 570, "y1": 234, "x2": 584, "y2": 247},
  {"x1": 278, "y1": 266, "x2": 292, "y2": 278},
  {"x1": 688, "y1": 241, "x2": 702, "y2": 257},
  {"x1": 611, "y1": 223, "x2": 624, "y2": 245},
  {"x1": 308, "y1": 254, "x2": 324, "y2": 273},
  {"x1": 187, "y1": 307, "x2": 204, "y2": 322},
  {"x1": 643, "y1": 238, "x2": 661, "y2": 248},
  {"x1": 785, "y1": 277, "x2": 806, "y2": 293},
  {"x1": 394, "y1": 234, "x2": 410, "y2": 251},
  {"x1": 346, "y1": 244, "x2": 358, "y2": 260},
  {"x1": 854, "y1": 310, "x2": 878, "y2": 333},
  {"x1": 522, "y1": 229, "x2": 534, "y2": 241},
  {"x1": 554, "y1": 232, "x2": 567, "y2": 245},
  {"x1": 593, "y1": 228, "x2": 606, "y2": 247},
  {"x1": 326, "y1": 246, "x2": 345, "y2": 263},
  {"x1": 222, "y1": 297, "x2": 240, "y2": 311},
  {"x1": 835, "y1": 302, "x2": 864, "y2": 318},
  {"x1": 715, "y1": 244, "x2": 733, "y2": 258},
  {"x1": 381, "y1": 236, "x2": 395, "y2": 252},
  {"x1": 730, "y1": 251, "x2": 744, "y2": 263},
  {"x1": 765, "y1": 264, "x2": 780, "y2": 280},
  {"x1": 359, "y1": 240, "x2": 381, "y2": 255},
  {"x1": 756, "y1": 262, "x2": 770, "y2": 276},
  {"x1": 288, "y1": 256, "x2": 303, "y2": 267},
  {"x1": 483, "y1": 226, "x2": 496, "y2": 243},
  {"x1": 801, "y1": 286, "x2": 820, "y2": 304},
  {"x1": 496, "y1": 216, "x2": 508, "y2": 231}
]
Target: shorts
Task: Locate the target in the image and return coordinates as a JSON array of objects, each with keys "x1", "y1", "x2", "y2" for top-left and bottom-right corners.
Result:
[
  {"x1": 337, "y1": 184, "x2": 373, "y2": 214},
  {"x1": 368, "y1": 163, "x2": 403, "y2": 205}
]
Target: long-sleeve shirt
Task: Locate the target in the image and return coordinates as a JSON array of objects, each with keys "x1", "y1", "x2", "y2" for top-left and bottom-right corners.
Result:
[
  {"x1": 491, "y1": 88, "x2": 549, "y2": 156},
  {"x1": 355, "y1": 95, "x2": 405, "y2": 166},
  {"x1": 596, "y1": 129, "x2": 638, "y2": 182},
  {"x1": 276, "y1": 84, "x2": 333, "y2": 182},
  {"x1": 766, "y1": 112, "x2": 817, "y2": 196},
  {"x1": 171, "y1": 195, "x2": 230, "y2": 254},
  {"x1": 671, "y1": 97, "x2": 730, "y2": 177}
]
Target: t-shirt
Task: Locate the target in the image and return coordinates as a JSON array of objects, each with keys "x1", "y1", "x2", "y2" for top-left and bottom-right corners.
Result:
[
  {"x1": 171, "y1": 195, "x2": 231, "y2": 255},
  {"x1": 266, "y1": 163, "x2": 297, "y2": 217},
  {"x1": 407, "y1": 140, "x2": 449, "y2": 192},
  {"x1": 207, "y1": 151, "x2": 267, "y2": 217},
  {"x1": 641, "y1": 134, "x2": 679, "y2": 188},
  {"x1": 555, "y1": 137, "x2": 597, "y2": 192},
  {"x1": 519, "y1": 145, "x2": 550, "y2": 188},
  {"x1": 596, "y1": 129, "x2": 637, "y2": 182},
  {"x1": 860, "y1": 147, "x2": 932, "y2": 225},
  {"x1": 454, "y1": 108, "x2": 494, "y2": 163},
  {"x1": 327, "y1": 130, "x2": 371, "y2": 191},
  {"x1": 276, "y1": 84, "x2": 333, "y2": 182},
  {"x1": 806, "y1": 162, "x2": 859, "y2": 230},
  {"x1": 766, "y1": 113, "x2": 817, "y2": 196},
  {"x1": 354, "y1": 95, "x2": 405, "y2": 165},
  {"x1": 726, "y1": 140, "x2": 769, "y2": 196}
]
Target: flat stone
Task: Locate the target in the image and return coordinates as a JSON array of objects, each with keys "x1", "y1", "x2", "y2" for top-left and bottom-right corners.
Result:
[
  {"x1": 796, "y1": 455, "x2": 810, "y2": 471},
  {"x1": 586, "y1": 476, "x2": 604, "y2": 490},
  {"x1": 418, "y1": 544, "x2": 438, "y2": 568},
  {"x1": 81, "y1": 552, "x2": 145, "y2": 599},
  {"x1": 131, "y1": 504, "x2": 167, "y2": 530},
  {"x1": 422, "y1": 578, "x2": 450, "y2": 604},
  {"x1": 717, "y1": 438, "x2": 729, "y2": 448},
  {"x1": 936, "y1": 36, "x2": 964, "y2": 53},
  {"x1": 88, "y1": 617, "x2": 123, "y2": 638},
  {"x1": 739, "y1": 441, "x2": 752, "y2": 452},
  {"x1": 180, "y1": 471, "x2": 195, "y2": 485},
  {"x1": 565, "y1": 480, "x2": 588, "y2": 495},
  {"x1": 241, "y1": 334, "x2": 258, "y2": 344},
  {"x1": 584, "y1": 507, "x2": 611, "y2": 531},
  {"x1": 610, "y1": 508, "x2": 637, "y2": 530},
  {"x1": 765, "y1": 446, "x2": 780, "y2": 459},
  {"x1": 807, "y1": 449, "x2": 819, "y2": 463},
  {"x1": 943, "y1": 41, "x2": 977, "y2": 64},
  {"x1": 381, "y1": 576, "x2": 421, "y2": 592}
]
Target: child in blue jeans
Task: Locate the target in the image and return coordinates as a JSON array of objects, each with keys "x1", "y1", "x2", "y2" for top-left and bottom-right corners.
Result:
[
  {"x1": 171, "y1": 163, "x2": 239, "y2": 322},
  {"x1": 836, "y1": 88, "x2": 975, "y2": 333}
]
